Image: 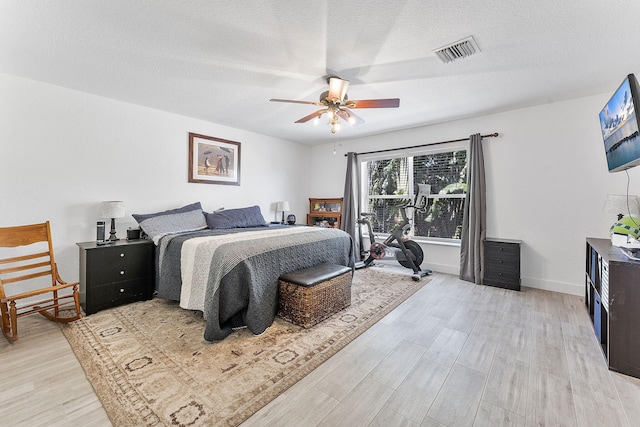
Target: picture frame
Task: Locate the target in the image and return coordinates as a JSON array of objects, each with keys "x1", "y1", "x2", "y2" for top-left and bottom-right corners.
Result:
[{"x1": 188, "y1": 132, "x2": 241, "y2": 185}]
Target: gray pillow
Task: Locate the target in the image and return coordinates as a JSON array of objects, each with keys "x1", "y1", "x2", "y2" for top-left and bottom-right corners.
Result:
[
  {"x1": 132, "y1": 202, "x2": 202, "y2": 223},
  {"x1": 132, "y1": 202, "x2": 207, "y2": 243},
  {"x1": 205, "y1": 205, "x2": 267, "y2": 229}
]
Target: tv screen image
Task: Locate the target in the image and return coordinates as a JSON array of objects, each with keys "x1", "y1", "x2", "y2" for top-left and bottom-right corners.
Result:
[{"x1": 599, "y1": 74, "x2": 640, "y2": 172}]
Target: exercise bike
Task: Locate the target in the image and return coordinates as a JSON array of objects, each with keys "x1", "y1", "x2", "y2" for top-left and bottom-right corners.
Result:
[{"x1": 356, "y1": 184, "x2": 432, "y2": 281}]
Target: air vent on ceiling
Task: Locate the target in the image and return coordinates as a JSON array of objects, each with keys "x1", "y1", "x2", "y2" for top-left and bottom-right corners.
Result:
[{"x1": 433, "y1": 36, "x2": 480, "y2": 63}]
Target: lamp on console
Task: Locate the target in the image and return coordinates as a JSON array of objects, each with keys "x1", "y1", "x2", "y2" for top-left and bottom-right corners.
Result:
[
  {"x1": 276, "y1": 201, "x2": 290, "y2": 224},
  {"x1": 100, "y1": 201, "x2": 125, "y2": 241},
  {"x1": 603, "y1": 195, "x2": 640, "y2": 246}
]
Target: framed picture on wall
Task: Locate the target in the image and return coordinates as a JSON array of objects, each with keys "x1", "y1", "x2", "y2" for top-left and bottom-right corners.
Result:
[{"x1": 188, "y1": 132, "x2": 241, "y2": 185}]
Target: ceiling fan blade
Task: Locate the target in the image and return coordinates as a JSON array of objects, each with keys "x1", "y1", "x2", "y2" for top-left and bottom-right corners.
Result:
[
  {"x1": 295, "y1": 109, "x2": 326, "y2": 123},
  {"x1": 345, "y1": 98, "x2": 400, "y2": 108},
  {"x1": 270, "y1": 98, "x2": 324, "y2": 106},
  {"x1": 337, "y1": 108, "x2": 365, "y2": 126},
  {"x1": 328, "y1": 77, "x2": 349, "y2": 103}
]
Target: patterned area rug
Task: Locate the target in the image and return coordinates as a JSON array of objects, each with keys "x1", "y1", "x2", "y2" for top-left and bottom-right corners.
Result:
[{"x1": 62, "y1": 268, "x2": 429, "y2": 427}]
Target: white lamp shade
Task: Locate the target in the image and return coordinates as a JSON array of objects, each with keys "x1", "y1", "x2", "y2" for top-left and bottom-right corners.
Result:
[
  {"x1": 603, "y1": 195, "x2": 640, "y2": 216},
  {"x1": 100, "y1": 201, "x2": 126, "y2": 219},
  {"x1": 276, "y1": 201, "x2": 290, "y2": 212}
]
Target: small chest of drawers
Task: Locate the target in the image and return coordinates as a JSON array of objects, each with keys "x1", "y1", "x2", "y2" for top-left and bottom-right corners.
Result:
[
  {"x1": 77, "y1": 239, "x2": 154, "y2": 314},
  {"x1": 483, "y1": 238, "x2": 522, "y2": 291}
]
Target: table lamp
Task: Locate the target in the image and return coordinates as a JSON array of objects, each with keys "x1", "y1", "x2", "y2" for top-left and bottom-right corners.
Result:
[
  {"x1": 276, "y1": 201, "x2": 290, "y2": 224},
  {"x1": 100, "y1": 201, "x2": 125, "y2": 241}
]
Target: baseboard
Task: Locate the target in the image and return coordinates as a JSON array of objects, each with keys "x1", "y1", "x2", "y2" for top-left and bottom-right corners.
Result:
[
  {"x1": 427, "y1": 262, "x2": 461, "y2": 276},
  {"x1": 428, "y1": 263, "x2": 584, "y2": 296},
  {"x1": 521, "y1": 275, "x2": 583, "y2": 296}
]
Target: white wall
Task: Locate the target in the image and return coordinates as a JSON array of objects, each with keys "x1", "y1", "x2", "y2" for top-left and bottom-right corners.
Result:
[
  {"x1": 308, "y1": 94, "x2": 640, "y2": 295},
  {"x1": 5, "y1": 72, "x2": 639, "y2": 296},
  {"x1": 0, "y1": 74, "x2": 310, "y2": 282}
]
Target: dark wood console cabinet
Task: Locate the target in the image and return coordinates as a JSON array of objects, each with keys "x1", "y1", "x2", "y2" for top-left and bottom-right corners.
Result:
[
  {"x1": 483, "y1": 238, "x2": 521, "y2": 291},
  {"x1": 77, "y1": 239, "x2": 154, "y2": 315},
  {"x1": 586, "y1": 238, "x2": 640, "y2": 378}
]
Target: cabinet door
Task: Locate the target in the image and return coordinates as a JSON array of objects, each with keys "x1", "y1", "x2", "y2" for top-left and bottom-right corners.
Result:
[
  {"x1": 594, "y1": 293, "x2": 602, "y2": 342},
  {"x1": 608, "y1": 261, "x2": 640, "y2": 376}
]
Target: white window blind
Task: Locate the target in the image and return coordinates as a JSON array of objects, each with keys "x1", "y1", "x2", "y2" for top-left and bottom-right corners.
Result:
[{"x1": 362, "y1": 148, "x2": 468, "y2": 240}]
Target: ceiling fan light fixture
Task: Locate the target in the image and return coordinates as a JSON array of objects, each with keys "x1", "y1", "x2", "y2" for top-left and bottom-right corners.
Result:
[
  {"x1": 328, "y1": 76, "x2": 350, "y2": 103},
  {"x1": 270, "y1": 75, "x2": 399, "y2": 134}
]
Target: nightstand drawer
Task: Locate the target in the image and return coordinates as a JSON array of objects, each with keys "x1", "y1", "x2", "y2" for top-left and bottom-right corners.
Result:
[
  {"x1": 92, "y1": 278, "x2": 150, "y2": 305},
  {"x1": 484, "y1": 269, "x2": 520, "y2": 285},
  {"x1": 485, "y1": 241, "x2": 519, "y2": 258},
  {"x1": 86, "y1": 278, "x2": 151, "y2": 314},
  {"x1": 485, "y1": 256, "x2": 519, "y2": 271}
]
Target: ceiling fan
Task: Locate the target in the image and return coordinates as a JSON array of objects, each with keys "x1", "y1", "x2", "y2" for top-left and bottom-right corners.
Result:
[{"x1": 270, "y1": 76, "x2": 400, "y2": 134}]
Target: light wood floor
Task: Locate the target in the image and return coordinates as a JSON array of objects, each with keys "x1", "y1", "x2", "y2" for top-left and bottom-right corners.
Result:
[{"x1": 3, "y1": 267, "x2": 640, "y2": 426}]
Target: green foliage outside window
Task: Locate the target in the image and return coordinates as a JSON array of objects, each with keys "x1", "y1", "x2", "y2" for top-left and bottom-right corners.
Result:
[{"x1": 364, "y1": 150, "x2": 467, "y2": 239}]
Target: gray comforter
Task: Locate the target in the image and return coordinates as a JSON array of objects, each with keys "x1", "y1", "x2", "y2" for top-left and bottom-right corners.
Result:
[{"x1": 155, "y1": 225, "x2": 353, "y2": 341}]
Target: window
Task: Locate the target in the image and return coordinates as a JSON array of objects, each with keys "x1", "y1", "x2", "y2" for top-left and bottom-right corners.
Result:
[{"x1": 362, "y1": 148, "x2": 467, "y2": 240}]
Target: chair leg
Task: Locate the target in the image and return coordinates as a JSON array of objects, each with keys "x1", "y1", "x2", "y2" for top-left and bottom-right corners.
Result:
[
  {"x1": 6, "y1": 301, "x2": 18, "y2": 342},
  {"x1": 73, "y1": 286, "x2": 82, "y2": 319},
  {"x1": 53, "y1": 288, "x2": 59, "y2": 318},
  {"x1": 0, "y1": 303, "x2": 10, "y2": 335}
]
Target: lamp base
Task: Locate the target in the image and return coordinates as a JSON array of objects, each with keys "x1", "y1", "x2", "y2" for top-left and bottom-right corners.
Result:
[{"x1": 108, "y1": 218, "x2": 119, "y2": 241}]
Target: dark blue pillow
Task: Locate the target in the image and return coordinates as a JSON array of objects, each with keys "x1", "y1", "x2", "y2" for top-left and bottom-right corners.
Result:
[{"x1": 205, "y1": 205, "x2": 267, "y2": 229}]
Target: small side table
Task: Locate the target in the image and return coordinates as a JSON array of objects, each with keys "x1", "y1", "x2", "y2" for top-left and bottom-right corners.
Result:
[
  {"x1": 77, "y1": 239, "x2": 154, "y2": 315},
  {"x1": 483, "y1": 238, "x2": 522, "y2": 291}
]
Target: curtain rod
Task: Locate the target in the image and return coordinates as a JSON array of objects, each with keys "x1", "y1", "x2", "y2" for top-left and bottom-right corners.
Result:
[{"x1": 345, "y1": 132, "x2": 499, "y2": 156}]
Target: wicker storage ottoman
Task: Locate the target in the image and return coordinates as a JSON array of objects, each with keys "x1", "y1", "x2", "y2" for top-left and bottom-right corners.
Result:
[{"x1": 278, "y1": 263, "x2": 352, "y2": 328}]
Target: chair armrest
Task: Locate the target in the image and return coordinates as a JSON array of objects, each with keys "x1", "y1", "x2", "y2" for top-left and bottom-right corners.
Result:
[{"x1": 54, "y1": 263, "x2": 69, "y2": 285}]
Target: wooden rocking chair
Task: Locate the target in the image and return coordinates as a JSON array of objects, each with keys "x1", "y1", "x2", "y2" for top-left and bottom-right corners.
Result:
[{"x1": 0, "y1": 221, "x2": 81, "y2": 342}]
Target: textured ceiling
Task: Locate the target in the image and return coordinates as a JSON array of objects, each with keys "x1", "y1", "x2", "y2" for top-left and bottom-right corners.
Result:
[{"x1": 2, "y1": 1, "x2": 640, "y2": 145}]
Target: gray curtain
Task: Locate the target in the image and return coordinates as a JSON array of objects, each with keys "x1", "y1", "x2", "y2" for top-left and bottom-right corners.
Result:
[
  {"x1": 341, "y1": 152, "x2": 361, "y2": 261},
  {"x1": 460, "y1": 133, "x2": 486, "y2": 284}
]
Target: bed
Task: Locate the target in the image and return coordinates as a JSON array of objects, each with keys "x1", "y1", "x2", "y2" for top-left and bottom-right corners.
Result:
[{"x1": 133, "y1": 203, "x2": 353, "y2": 341}]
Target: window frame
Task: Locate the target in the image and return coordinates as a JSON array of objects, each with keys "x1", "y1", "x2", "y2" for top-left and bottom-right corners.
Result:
[{"x1": 359, "y1": 142, "x2": 468, "y2": 243}]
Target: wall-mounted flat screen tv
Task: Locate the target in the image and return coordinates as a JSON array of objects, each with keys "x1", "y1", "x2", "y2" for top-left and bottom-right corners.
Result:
[{"x1": 600, "y1": 73, "x2": 640, "y2": 173}]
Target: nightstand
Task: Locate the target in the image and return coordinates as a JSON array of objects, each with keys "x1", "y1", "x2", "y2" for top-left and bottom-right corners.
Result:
[
  {"x1": 483, "y1": 238, "x2": 522, "y2": 291},
  {"x1": 77, "y1": 239, "x2": 154, "y2": 315}
]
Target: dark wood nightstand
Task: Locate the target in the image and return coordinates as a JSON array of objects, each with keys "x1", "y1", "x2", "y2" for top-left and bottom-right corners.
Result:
[
  {"x1": 77, "y1": 239, "x2": 154, "y2": 315},
  {"x1": 483, "y1": 238, "x2": 522, "y2": 291}
]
